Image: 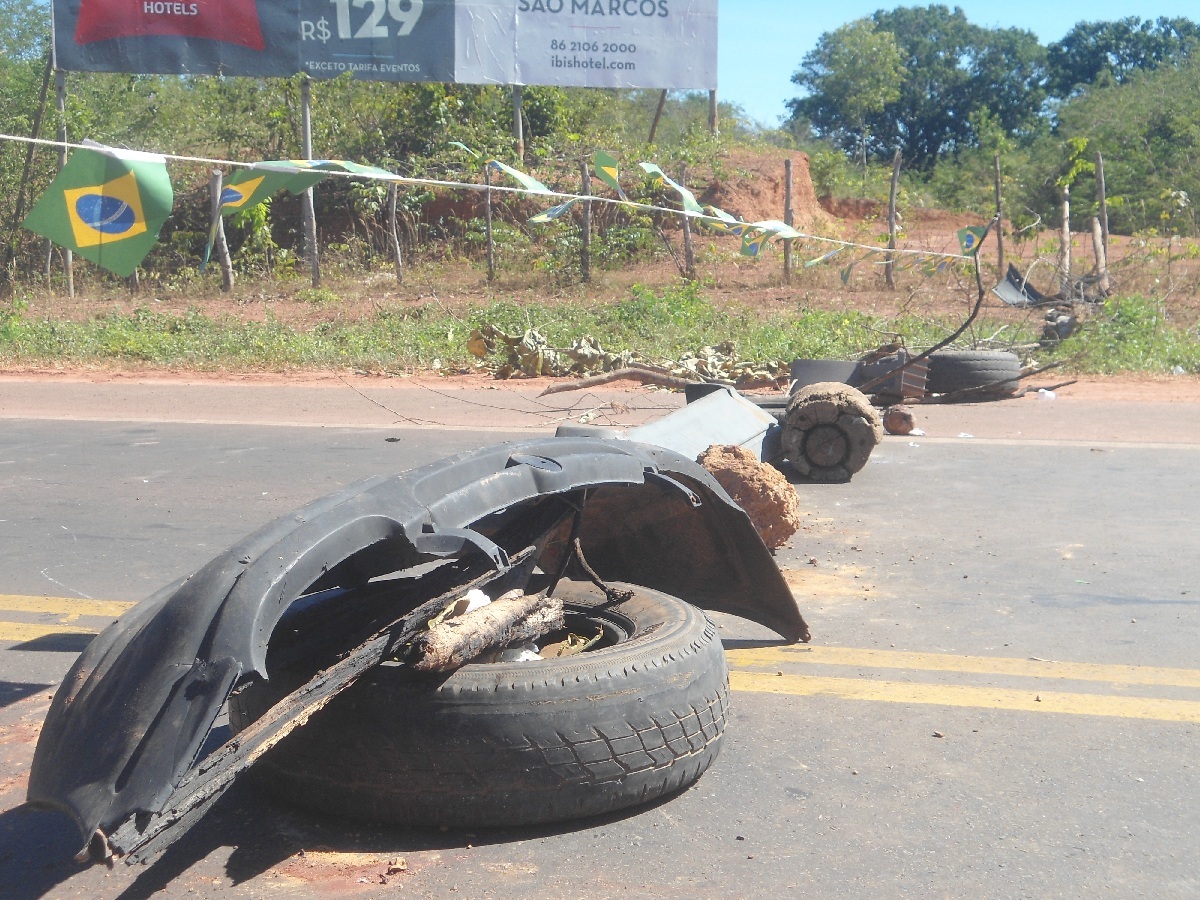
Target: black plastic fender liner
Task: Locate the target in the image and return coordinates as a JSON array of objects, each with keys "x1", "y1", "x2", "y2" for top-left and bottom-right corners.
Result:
[{"x1": 28, "y1": 436, "x2": 807, "y2": 851}]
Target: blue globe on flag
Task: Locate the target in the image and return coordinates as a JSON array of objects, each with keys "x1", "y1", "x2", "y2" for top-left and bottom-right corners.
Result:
[{"x1": 74, "y1": 194, "x2": 137, "y2": 236}]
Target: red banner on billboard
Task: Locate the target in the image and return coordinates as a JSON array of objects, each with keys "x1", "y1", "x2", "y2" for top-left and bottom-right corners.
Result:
[{"x1": 73, "y1": 0, "x2": 266, "y2": 50}]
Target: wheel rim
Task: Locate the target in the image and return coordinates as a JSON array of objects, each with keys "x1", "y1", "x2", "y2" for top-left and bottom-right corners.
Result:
[{"x1": 803, "y1": 424, "x2": 850, "y2": 467}]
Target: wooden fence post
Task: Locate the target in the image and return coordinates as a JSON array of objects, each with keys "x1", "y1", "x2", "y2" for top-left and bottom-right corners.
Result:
[
  {"x1": 1096, "y1": 151, "x2": 1109, "y2": 261},
  {"x1": 579, "y1": 160, "x2": 591, "y2": 284},
  {"x1": 783, "y1": 158, "x2": 793, "y2": 284},
  {"x1": 1059, "y1": 184, "x2": 1072, "y2": 293},
  {"x1": 680, "y1": 165, "x2": 695, "y2": 280},
  {"x1": 388, "y1": 183, "x2": 403, "y2": 284},
  {"x1": 484, "y1": 165, "x2": 495, "y2": 283}
]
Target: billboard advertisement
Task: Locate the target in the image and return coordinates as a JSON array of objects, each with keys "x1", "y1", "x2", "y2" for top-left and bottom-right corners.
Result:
[
  {"x1": 455, "y1": 0, "x2": 716, "y2": 89},
  {"x1": 53, "y1": 0, "x2": 457, "y2": 80},
  {"x1": 52, "y1": 0, "x2": 716, "y2": 88}
]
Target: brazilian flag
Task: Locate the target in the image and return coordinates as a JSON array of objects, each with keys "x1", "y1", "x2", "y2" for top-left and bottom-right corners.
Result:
[
  {"x1": 957, "y1": 225, "x2": 987, "y2": 256},
  {"x1": 219, "y1": 162, "x2": 330, "y2": 214},
  {"x1": 23, "y1": 146, "x2": 173, "y2": 277}
]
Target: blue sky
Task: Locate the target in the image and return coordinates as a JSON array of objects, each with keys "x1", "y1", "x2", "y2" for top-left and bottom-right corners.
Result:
[{"x1": 717, "y1": 1, "x2": 1200, "y2": 127}]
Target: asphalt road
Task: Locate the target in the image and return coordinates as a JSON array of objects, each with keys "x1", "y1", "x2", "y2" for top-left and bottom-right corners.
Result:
[{"x1": 1, "y1": 397, "x2": 1197, "y2": 898}]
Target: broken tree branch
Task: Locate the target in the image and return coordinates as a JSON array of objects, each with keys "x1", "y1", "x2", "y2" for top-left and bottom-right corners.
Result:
[
  {"x1": 856, "y1": 217, "x2": 998, "y2": 396},
  {"x1": 539, "y1": 367, "x2": 698, "y2": 396},
  {"x1": 407, "y1": 589, "x2": 563, "y2": 672}
]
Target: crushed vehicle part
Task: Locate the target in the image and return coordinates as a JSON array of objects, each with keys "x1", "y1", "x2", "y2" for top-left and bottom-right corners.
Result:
[
  {"x1": 229, "y1": 581, "x2": 727, "y2": 828},
  {"x1": 781, "y1": 383, "x2": 883, "y2": 482},
  {"x1": 28, "y1": 436, "x2": 807, "y2": 861}
]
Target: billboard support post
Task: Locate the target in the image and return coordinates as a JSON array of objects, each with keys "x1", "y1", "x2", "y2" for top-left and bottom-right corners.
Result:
[
  {"x1": 54, "y1": 69, "x2": 74, "y2": 298},
  {"x1": 300, "y1": 76, "x2": 320, "y2": 288},
  {"x1": 512, "y1": 85, "x2": 525, "y2": 160}
]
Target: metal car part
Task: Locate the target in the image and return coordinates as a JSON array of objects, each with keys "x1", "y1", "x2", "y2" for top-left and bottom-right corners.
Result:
[{"x1": 28, "y1": 436, "x2": 808, "y2": 856}]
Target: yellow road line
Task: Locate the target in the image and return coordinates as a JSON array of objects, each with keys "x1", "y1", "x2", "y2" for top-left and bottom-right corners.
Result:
[
  {"x1": 730, "y1": 671, "x2": 1200, "y2": 723},
  {"x1": 726, "y1": 645, "x2": 1200, "y2": 689},
  {"x1": 0, "y1": 594, "x2": 134, "y2": 618},
  {"x1": 0, "y1": 622, "x2": 99, "y2": 642}
]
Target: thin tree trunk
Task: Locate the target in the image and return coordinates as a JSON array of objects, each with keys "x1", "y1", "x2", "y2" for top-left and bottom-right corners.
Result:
[
  {"x1": 993, "y1": 152, "x2": 1005, "y2": 280},
  {"x1": 885, "y1": 149, "x2": 901, "y2": 290}
]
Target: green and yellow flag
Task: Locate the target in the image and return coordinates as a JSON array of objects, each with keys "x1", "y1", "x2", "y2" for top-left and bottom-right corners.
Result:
[
  {"x1": 638, "y1": 162, "x2": 703, "y2": 214},
  {"x1": 23, "y1": 145, "x2": 173, "y2": 277},
  {"x1": 529, "y1": 198, "x2": 578, "y2": 225},
  {"x1": 594, "y1": 151, "x2": 627, "y2": 200},
  {"x1": 486, "y1": 159, "x2": 552, "y2": 195},
  {"x1": 957, "y1": 225, "x2": 987, "y2": 256},
  {"x1": 218, "y1": 161, "x2": 329, "y2": 214}
]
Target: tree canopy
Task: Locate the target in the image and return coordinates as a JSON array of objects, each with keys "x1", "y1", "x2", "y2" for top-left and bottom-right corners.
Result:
[
  {"x1": 789, "y1": 5, "x2": 1046, "y2": 170},
  {"x1": 1046, "y1": 16, "x2": 1200, "y2": 99}
]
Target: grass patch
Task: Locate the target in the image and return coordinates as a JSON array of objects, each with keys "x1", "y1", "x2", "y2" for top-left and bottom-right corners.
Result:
[
  {"x1": 1042, "y1": 295, "x2": 1200, "y2": 375},
  {"x1": 5, "y1": 285, "x2": 1197, "y2": 375}
]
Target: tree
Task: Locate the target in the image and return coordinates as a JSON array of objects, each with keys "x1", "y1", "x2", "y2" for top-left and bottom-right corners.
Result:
[
  {"x1": 788, "y1": 20, "x2": 904, "y2": 169},
  {"x1": 1047, "y1": 17, "x2": 1200, "y2": 99},
  {"x1": 788, "y1": 5, "x2": 1047, "y2": 170}
]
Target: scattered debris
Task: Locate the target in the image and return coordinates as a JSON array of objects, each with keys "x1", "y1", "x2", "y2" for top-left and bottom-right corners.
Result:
[
  {"x1": 882, "y1": 405, "x2": 916, "y2": 436},
  {"x1": 470, "y1": 324, "x2": 787, "y2": 386},
  {"x1": 697, "y1": 444, "x2": 802, "y2": 549}
]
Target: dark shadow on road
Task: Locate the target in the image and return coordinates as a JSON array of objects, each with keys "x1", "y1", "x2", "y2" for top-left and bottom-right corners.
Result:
[
  {"x1": 106, "y1": 771, "x2": 708, "y2": 896},
  {"x1": 0, "y1": 682, "x2": 52, "y2": 709},
  {"x1": 0, "y1": 804, "x2": 90, "y2": 900},
  {"x1": 720, "y1": 638, "x2": 793, "y2": 651},
  {"x1": 9, "y1": 633, "x2": 95, "y2": 653}
]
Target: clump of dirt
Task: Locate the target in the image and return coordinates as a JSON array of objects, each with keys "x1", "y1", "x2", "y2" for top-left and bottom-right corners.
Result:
[{"x1": 697, "y1": 444, "x2": 801, "y2": 548}]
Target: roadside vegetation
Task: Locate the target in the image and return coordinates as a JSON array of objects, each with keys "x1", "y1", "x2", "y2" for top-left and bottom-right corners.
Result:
[{"x1": 3, "y1": 2, "x2": 1200, "y2": 377}]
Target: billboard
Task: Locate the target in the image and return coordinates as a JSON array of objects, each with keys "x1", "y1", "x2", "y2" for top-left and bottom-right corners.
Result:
[{"x1": 52, "y1": 0, "x2": 716, "y2": 88}]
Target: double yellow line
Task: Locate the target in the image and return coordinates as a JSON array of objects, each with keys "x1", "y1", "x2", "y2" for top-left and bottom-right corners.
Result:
[
  {"x1": 0, "y1": 594, "x2": 133, "y2": 642},
  {"x1": 727, "y1": 645, "x2": 1200, "y2": 723},
  {"x1": 3, "y1": 594, "x2": 1198, "y2": 723}
]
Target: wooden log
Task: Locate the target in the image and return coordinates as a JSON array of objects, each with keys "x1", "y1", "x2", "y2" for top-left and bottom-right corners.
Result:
[{"x1": 408, "y1": 589, "x2": 563, "y2": 672}]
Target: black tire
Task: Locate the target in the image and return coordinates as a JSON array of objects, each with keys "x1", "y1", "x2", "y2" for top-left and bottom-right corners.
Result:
[
  {"x1": 229, "y1": 581, "x2": 728, "y2": 829},
  {"x1": 926, "y1": 350, "x2": 1021, "y2": 395}
]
